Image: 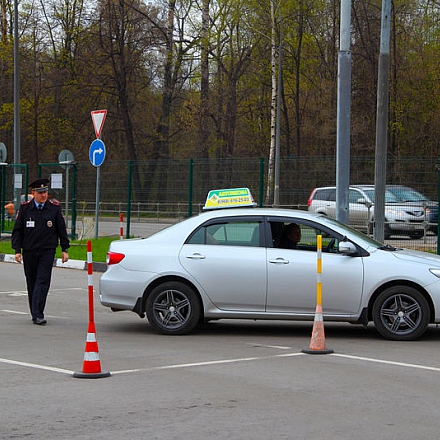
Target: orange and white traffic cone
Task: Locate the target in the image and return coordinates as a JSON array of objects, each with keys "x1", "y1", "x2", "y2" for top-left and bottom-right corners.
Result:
[
  {"x1": 302, "y1": 304, "x2": 333, "y2": 354},
  {"x1": 73, "y1": 322, "x2": 110, "y2": 379}
]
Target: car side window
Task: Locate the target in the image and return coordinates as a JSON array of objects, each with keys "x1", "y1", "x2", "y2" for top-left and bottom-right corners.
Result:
[
  {"x1": 349, "y1": 189, "x2": 362, "y2": 203},
  {"x1": 314, "y1": 189, "x2": 325, "y2": 200},
  {"x1": 328, "y1": 189, "x2": 336, "y2": 201},
  {"x1": 188, "y1": 221, "x2": 261, "y2": 247},
  {"x1": 314, "y1": 188, "x2": 335, "y2": 201},
  {"x1": 186, "y1": 227, "x2": 219, "y2": 245},
  {"x1": 271, "y1": 220, "x2": 340, "y2": 253}
]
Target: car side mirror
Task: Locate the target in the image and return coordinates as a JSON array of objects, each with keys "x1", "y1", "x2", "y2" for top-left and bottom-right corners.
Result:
[
  {"x1": 338, "y1": 241, "x2": 357, "y2": 255},
  {"x1": 357, "y1": 198, "x2": 373, "y2": 209}
]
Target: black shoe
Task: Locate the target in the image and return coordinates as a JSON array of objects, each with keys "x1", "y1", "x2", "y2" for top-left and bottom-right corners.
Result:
[{"x1": 33, "y1": 318, "x2": 47, "y2": 325}]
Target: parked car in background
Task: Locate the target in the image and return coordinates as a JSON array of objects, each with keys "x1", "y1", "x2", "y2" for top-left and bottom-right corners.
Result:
[
  {"x1": 307, "y1": 185, "x2": 425, "y2": 239},
  {"x1": 100, "y1": 190, "x2": 440, "y2": 341},
  {"x1": 386, "y1": 185, "x2": 438, "y2": 235}
]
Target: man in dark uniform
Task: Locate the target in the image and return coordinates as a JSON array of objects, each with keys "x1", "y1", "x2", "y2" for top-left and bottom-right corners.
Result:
[{"x1": 12, "y1": 178, "x2": 70, "y2": 325}]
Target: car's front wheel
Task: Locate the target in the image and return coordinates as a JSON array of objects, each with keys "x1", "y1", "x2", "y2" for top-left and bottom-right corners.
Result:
[
  {"x1": 372, "y1": 286, "x2": 430, "y2": 341},
  {"x1": 367, "y1": 220, "x2": 391, "y2": 239},
  {"x1": 409, "y1": 231, "x2": 424, "y2": 239},
  {"x1": 146, "y1": 281, "x2": 201, "y2": 335}
]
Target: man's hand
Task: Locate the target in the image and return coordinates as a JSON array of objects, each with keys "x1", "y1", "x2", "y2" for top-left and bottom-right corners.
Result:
[
  {"x1": 14, "y1": 253, "x2": 22, "y2": 263},
  {"x1": 61, "y1": 251, "x2": 69, "y2": 263}
]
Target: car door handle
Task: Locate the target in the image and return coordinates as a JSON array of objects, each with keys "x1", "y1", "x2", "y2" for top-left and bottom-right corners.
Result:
[
  {"x1": 269, "y1": 258, "x2": 289, "y2": 264},
  {"x1": 186, "y1": 253, "x2": 206, "y2": 260}
]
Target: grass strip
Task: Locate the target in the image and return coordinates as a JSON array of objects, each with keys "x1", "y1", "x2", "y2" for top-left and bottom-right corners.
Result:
[{"x1": 0, "y1": 236, "x2": 118, "y2": 263}]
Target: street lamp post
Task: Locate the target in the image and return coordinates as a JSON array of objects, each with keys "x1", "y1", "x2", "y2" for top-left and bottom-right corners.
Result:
[{"x1": 13, "y1": 0, "x2": 21, "y2": 216}]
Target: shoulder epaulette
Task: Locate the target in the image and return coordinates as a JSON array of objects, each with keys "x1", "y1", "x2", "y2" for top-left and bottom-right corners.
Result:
[
  {"x1": 48, "y1": 198, "x2": 60, "y2": 206},
  {"x1": 20, "y1": 199, "x2": 32, "y2": 206}
]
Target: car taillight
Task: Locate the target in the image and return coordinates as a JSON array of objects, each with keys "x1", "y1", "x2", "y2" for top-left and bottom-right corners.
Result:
[
  {"x1": 107, "y1": 251, "x2": 125, "y2": 265},
  {"x1": 307, "y1": 189, "x2": 316, "y2": 207}
]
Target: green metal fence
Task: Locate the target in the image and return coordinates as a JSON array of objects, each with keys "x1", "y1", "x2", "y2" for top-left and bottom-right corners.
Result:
[{"x1": 1, "y1": 156, "x2": 438, "y2": 251}]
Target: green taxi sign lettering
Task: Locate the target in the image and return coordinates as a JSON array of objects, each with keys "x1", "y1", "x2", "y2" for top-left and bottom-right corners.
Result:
[{"x1": 204, "y1": 188, "x2": 256, "y2": 210}]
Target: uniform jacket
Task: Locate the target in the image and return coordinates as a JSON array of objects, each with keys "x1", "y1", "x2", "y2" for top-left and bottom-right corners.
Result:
[{"x1": 12, "y1": 199, "x2": 70, "y2": 254}]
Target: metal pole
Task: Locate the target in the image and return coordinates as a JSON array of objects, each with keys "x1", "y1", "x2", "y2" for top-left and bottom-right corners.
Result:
[
  {"x1": 188, "y1": 158, "x2": 193, "y2": 217},
  {"x1": 336, "y1": 0, "x2": 352, "y2": 225},
  {"x1": 437, "y1": 156, "x2": 440, "y2": 255},
  {"x1": 373, "y1": 0, "x2": 392, "y2": 243},
  {"x1": 259, "y1": 157, "x2": 265, "y2": 207},
  {"x1": 13, "y1": 0, "x2": 21, "y2": 215},
  {"x1": 71, "y1": 164, "x2": 77, "y2": 239},
  {"x1": 126, "y1": 160, "x2": 132, "y2": 239},
  {"x1": 65, "y1": 165, "x2": 69, "y2": 227},
  {"x1": 59, "y1": 160, "x2": 73, "y2": 229},
  {"x1": 0, "y1": 164, "x2": 5, "y2": 232},
  {"x1": 94, "y1": 166, "x2": 100, "y2": 239}
]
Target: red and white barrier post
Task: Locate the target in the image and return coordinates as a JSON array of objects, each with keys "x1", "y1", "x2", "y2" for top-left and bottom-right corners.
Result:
[
  {"x1": 302, "y1": 234, "x2": 334, "y2": 355},
  {"x1": 119, "y1": 213, "x2": 124, "y2": 239},
  {"x1": 73, "y1": 241, "x2": 111, "y2": 378}
]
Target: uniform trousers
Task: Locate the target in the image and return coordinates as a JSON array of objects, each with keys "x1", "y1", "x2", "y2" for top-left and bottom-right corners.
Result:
[{"x1": 23, "y1": 249, "x2": 56, "y2": 321}]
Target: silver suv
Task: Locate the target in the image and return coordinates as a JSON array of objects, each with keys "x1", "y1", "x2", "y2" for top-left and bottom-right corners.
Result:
[{"x1": 307, "y1": 185, "x2": 425, "y2": 239}]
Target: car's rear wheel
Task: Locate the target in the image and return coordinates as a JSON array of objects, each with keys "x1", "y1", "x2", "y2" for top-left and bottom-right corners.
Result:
[
  {"x1": 146, "y1": 281, "x2": 201, "y2": 335},
  {"x1": 372, "y1": 286, "x2": 429, "y2": 341}
]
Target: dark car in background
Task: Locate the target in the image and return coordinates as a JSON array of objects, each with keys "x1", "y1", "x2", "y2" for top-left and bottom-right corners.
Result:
[{"x1": 387, "y1": 185, "x2": 438, "y2": 235}]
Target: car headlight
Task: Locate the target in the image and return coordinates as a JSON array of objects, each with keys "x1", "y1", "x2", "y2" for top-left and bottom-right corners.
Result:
[
  {"x1": 429, "y1": 269, "x2": 440, "y2": 278},
  {"x1": 385, "y1": 208, "x2": 405, "y2": 219}
]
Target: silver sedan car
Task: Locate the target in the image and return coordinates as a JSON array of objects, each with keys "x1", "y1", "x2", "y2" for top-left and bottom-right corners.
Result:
[{"x1": 100, "y1": 208, "x2": 440, "y2": 341}]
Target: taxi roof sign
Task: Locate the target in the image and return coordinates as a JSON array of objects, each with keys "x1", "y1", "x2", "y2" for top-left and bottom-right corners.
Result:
[{"x1": 204, "y1": 188, "x2": 256, "y2": 210}]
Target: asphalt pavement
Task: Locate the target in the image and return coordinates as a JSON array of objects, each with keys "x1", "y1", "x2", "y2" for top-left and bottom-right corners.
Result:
[{"x1": 2, "y1": 262, "x2": 440, "y2": 439}]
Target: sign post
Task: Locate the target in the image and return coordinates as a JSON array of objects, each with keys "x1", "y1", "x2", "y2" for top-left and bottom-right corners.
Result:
[
  {"x1": 0, "y1": 142, "x2": 6, "y2": 163},
  {"x1": 90, "y1": 110, "x2": 107, "y2": 239},
  {"x1": 0, "y1": 143, "x2": 7, "y2": 233},
  {"x1": 59, "y1": 149, "x2": 74, "y2": 228}
]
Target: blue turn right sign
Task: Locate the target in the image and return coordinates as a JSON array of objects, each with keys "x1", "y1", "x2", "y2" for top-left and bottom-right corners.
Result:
[{"x1": 89, "y1": 139, "x2": 106, "y2": 167}]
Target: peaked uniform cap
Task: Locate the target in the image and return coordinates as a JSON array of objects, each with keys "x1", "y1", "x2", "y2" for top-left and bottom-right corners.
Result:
[{"x1": 29, "y1": 178, "x2": 49, "y2": 192}]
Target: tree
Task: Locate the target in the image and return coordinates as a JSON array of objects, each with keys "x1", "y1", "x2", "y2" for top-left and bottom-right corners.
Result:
[{"x1": 90, "y1": 0, "x2": 161, "y2": 199}]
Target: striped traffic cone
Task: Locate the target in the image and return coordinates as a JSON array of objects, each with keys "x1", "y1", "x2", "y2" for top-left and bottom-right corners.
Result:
[
  {"x1": 73, "y1": 322, "x2": 110, "y2": 379},
  {"x1": 302, "y1": 304, "x2": 333, "y2": 355}
]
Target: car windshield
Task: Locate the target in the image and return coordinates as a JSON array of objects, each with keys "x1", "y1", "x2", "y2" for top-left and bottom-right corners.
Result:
[
  {"x1": 362, "y1": 189, "x2": 400, "y2": 204},
  {"x1": 388, "y1": 187, "x2": 429, "y2": 203},
  {"x1": 319, "y1": 216, "x2": 383, "y2": 249}
]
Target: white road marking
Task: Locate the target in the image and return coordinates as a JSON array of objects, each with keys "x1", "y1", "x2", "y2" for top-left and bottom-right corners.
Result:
[
  {"x1": 1, "y1": 350, "x2": 440, "y2": 378},
  {"x1": 0, "y1": 357, "x2": 74, "y2": 375},
  {"x1": 0, "y1": 288, "x2": 85, "y2": 295},
  {"x1": 332, "y1": 353, "x2": 440, "y2": 372},
  {"x1": 2, "y1": 292, "x2": 27, "y2": 296},
  {"x1": 111, "y1": 352, "x2": 306, "y2": 375},
  {"x1": 1, "y1": 309, "x2": 69, "y2": 319},
  {"x1": 249, "y1": 343, "x2": 291, "y2": 350}
]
